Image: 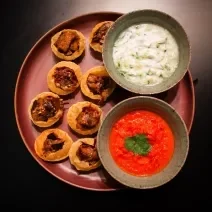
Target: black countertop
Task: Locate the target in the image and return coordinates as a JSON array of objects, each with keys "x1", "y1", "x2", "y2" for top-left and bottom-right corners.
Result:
[{"x1": 4, "y1": 0, "x2": 211, "y2": 209}]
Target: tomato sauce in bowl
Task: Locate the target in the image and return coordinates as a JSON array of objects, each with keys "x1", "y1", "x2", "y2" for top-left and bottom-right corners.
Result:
[{"x1": 109, "y1": 110, "x2": 174, "y2": 176}]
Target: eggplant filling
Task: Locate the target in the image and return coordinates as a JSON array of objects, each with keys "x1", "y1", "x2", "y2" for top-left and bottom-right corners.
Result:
[
  {"x1": 92, "y1": 22, "x2": 112, "y2": 45},
  {"x1": 43, "y1": 133, "x2": 64, "y2": 154},
  {"x1": 87, "y1": 74, "x2": 111, "y2": 99},
  {"x1": 53, "y1": 66, "x2": 78, "y2": 91},
  {"x1": 76, "y1": 106, "x2": 100, "y2": 130},
  {"x1": 31, "y1": 96, "x2": 63, "y2": 122},
  {"x1": 76, "y1": 140, "x2": 99, "y2": 165},
  {"x1": 54, "y1": 31, "x2": 79, "y2": 56}
]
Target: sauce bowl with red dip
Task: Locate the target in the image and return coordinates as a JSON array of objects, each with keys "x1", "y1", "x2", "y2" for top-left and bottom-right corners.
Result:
[{"x1": 97, "y1": 96, "x2": 189, "y2": 189}]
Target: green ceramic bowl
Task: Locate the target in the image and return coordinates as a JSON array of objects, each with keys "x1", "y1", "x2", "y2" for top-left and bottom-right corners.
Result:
[
  {"x1": 97, "y1": 96, "x2": 189, "y2": 189},
  {"x1": 102, "y1": 10, "x2": 191, "y2": 95}
]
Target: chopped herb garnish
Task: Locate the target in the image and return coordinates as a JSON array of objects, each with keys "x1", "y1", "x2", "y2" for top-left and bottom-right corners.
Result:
[
  {"x1": 120, "y1": 71, "x2": 126, "y2": 76},
  {"x1": 164, "y1": 64, "x2": 171, "y2": 71},
  {"x1": 124, "y1": 134, "x2": 151, "y2": 156},
  {"x1": 147, "y1": 69, "x2": 152, "y2": 75},
  {"x1": 135, "y1": 52, "x2": 139, "y2": 59}
]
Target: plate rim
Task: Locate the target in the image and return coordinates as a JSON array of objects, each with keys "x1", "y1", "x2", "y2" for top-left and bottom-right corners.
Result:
[{"x1": 14, "y1": 11, "x2": 195, "y2": 191}]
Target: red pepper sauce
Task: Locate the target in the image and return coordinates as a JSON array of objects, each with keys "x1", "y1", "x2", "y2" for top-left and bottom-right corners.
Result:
[{"x1": 109, "y1": 110, "x2": 174, "y2": 176}]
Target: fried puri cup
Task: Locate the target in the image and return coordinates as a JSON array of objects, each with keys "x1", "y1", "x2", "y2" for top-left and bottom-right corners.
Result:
[
  {"x1": 67, "y1": 101, "x2": 103, "y2": 135},
  {"x1": 34, "y1": 128, "x2": 73, "y2": 162},
  {"x1": 51, "y1": 29, "x2": 86, "y2": 61},
  {"x1": 47, "y1": 61, "x2": 82, "y2": 95},
  {"x1": 69, "y1": 138, "x2": 101, "y2": 171},
  {"x1": 28, "y1": 92, "x2": 64, "y2": 128},
  {"x1": 89, "y1": 21, "x2": 114, "y2": 53},
  {"x1": 80, "y1": 66, "x2": 116, "y2": 102}
]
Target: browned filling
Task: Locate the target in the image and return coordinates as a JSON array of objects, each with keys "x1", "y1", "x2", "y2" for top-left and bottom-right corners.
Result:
[
  {"x1": 43, "y1": 133, "x2": 64, "y2": 154},
  {"x1": 76, "y1": 106, "x2": 100, "y2": 130},
  {"x1": 92, "y1": 22, "x2": 112, "y2": 45},
  {"x1": 77, "y1": 140, "x2": 99, "y2": 165},
  {"x1": 87, "y1": 74, "x2": 111, "y2": 95},
  {"x1": 31, "y1": 96, "x2": 63, "y2": 122},
  {"x1": 54, "y1": 31, "x2": 79, "y2": 56},
  {"x1": 53, "y1": 66, "x2": 78, "y2": 91}
]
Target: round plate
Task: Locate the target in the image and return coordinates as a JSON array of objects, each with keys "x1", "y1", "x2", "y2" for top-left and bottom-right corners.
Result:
[{"x1": 14, "y1": 12, "x2": 195, "y2": 191}]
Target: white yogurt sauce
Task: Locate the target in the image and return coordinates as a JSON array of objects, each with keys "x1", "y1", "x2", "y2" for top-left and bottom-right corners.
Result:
[{"x1": 113, "y1": 23, "x2": 179, "y2": 86}]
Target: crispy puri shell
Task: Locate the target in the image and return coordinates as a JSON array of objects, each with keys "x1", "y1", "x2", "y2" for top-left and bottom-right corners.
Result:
[
  {"x1": 47, "y1": 61, "x2": 82, "y2": 95},
  {"x1": 34, "y1": 128, "x2": 73, "y2": 162},
  {"x1": 80, "y1": 66, "x2": 116, "y2": 101},
  {"x1": 89, "y1": 21, "x2": 114, "y2": 53},
  {"x1": 51, "y1": 29, "x2": 86, "y2": 61},
  {"x1": 67, "y1": 101, "x2": 103, "y2": 135},
  {"x1": 28, "y1": 92, "x2": 63, "y2": 128},
  {"x1": 69, "y1": 138, "x2": 101, "y2": 171}
]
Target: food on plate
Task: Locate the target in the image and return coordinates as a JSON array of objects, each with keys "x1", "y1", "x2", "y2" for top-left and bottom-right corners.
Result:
[
  {"x1": 67, "y1": 101, "x2": 103, "y2": 135},
  {"x1": 51, "y1": 29, "x2": 86, "y2": 61},
  {"x1": 109, "y1": 110, "x2": 174, "y2": 176},
  {"x1": 113, "y1": 23, "x2": 179, "y2": 86},
  {"x1": 34, "y1": 128, "x2": 73, "y2": 162},
  {"x1": 89, "y1": 21, "x2": 114, "y2": 53},
  {"x1": 80, "y1": 66, "x2": 116, "y2": 103},
  {"x1": 69, "y1": 138, "x2": 101, "y2": 171},
  {"x1": 28, "y1": 92, "x2": 64, "y2": 127},
  {"x1": 47, "y1": 61, "x2": 82, "y2": 95}
]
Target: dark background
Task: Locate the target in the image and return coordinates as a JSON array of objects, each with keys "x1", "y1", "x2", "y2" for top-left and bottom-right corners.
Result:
[{"x1": 4, "y1": 0, "x2": 211, "y2": 209}]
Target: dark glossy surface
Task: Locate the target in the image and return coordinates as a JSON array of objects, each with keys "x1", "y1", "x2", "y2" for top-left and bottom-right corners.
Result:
[
  {"x1": 4, "y1": 0, "x2": 211, "y2": 209},
  {"x1": 15, "y1": 12, "x2": 194, "y2": 191}
]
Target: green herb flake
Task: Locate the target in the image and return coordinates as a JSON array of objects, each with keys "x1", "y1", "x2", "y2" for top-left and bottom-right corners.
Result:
[
  {"x1": 147, "y1": 69, "x2": 152, "y2": 76},
  {"x1": 135, "y1": 52, "x2": 139, "y2": 59},
  {"x1": 164, "y1": 64, "x2": 171, "y2": 71},
  {"x1": 124, "y1": 134, "x2": 151, "y2": 156}
]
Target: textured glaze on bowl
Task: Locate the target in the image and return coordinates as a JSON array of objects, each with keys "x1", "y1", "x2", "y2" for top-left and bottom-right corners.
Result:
[
  {"x1": 97, "y1": 96, "x2": 189, "y2": 189},
  {"x1": 102, "y1": 10, "x2": 191, "y2": 95}
]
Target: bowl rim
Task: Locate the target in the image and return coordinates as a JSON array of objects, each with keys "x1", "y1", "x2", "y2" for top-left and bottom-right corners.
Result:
[
  {"x1": 97, "y1": 96, "x2": 190, "y2": 189},
  {"x1": 102, "y1": 9, "x2": 192, "y2": 95}
]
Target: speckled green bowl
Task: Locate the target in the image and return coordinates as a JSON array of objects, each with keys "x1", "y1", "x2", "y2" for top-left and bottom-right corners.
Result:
[
  {"x1": 97, "y1": 96, "x2": 189, "y2": 189},
  {"x1": 102, "y1": 9, "x2": 191, "y2": 95}
]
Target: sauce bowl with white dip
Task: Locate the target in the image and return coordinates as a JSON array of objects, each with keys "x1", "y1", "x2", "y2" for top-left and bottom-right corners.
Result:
[{"x1": 102, "y1": 10, "x2": 191, "y2": 95}]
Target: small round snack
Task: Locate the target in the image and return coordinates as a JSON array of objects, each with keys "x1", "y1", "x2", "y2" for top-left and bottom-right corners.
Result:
[
  {"x1": 89, "y1": 21, "x2": 114, "y2": 53},
  {"x1": 51, "y1": 29, "x2": 86, "y2": 61},
  {"x1": 80, "y1": 66, "x2": 116, "y2": 102},
  {"x1": 47, "y1": 61, "x2": 82, "y2": 95},
  {"x1": 28, "y1": 92, "x2": 64, "y2": 128},
  {"x1": 34, "y1": 128, "x2": 73, "y2": 162},
  {"x1": 67, "y1": 101, "x2": 103, "y2": 135},
  {"x1": 69, "y1": 138, "x2": 101, "y2": 171}
]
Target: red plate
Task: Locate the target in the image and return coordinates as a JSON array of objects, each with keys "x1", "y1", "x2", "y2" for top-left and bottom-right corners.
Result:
[{"x1": 14, "y1": 12, "x2": 195, "y2": 191}]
